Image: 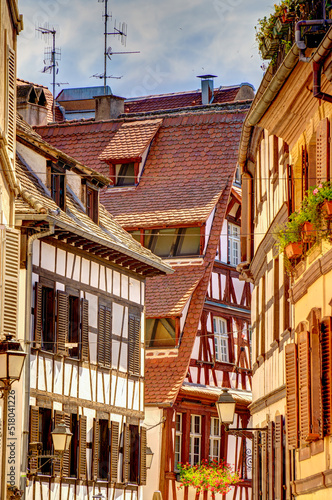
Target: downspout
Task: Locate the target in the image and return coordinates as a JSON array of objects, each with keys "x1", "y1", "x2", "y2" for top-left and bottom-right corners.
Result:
[{"x1": 20, "y1": 223, "x2": 55, "y2": 497}]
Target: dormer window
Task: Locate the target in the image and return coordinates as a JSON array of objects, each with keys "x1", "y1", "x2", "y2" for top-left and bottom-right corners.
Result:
[
  {"x1": 50, "y1": 163, "x2": 66, "y2": 210},
  {"x1": 86, "y1": 185, "x2": 99, "y2": 223},
  {"x1": 115, "y1": 162, "x2": 136, "y2": 186}
]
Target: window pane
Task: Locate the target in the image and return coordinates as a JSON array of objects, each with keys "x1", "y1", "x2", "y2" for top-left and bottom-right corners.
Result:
[{"x1": 176, "y1": 227, "x2": 201, "y2": 256}]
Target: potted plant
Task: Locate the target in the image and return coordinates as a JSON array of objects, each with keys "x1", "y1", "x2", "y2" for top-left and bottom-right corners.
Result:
[
  {"x1": 304, "y1": 181, "x2": 332, "y2": 222},
  {"x1": 177, "y1": 459, "x2": 241, "y2": 496},
  {"x1": 274, "y1": 211, "x2": 305, "y2": 259}
]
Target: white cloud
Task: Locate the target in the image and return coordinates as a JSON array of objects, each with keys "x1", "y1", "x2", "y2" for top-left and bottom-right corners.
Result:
[{"x1": 17, "y1": 0, "x2": 272, "y2": 97}]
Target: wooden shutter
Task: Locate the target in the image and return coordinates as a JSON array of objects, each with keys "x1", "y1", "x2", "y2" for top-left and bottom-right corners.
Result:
[
  {"x1": 110, "y1": 421, "x2": 119, "y2": 483},
  {"x1": 285, "y1": 343, "x2": 298, "y2": 449},
  {"x1": 128, "y1": 315, "x2": 140, "y2": 376},
  {"x1": 81, "y1": 298, "x2": 89, "y2": 361},
  {"x1": 78, "y1": 415, "x2": 87, "y2": 479},
  {"x1": 139, "y1": 427, "x2": 147, "y2": 485},
  {"x1": 104, "y1": 307, "x2": 112, "y2": 368},
  {"x1": 53, "y1": 411, "x2": 71, "y2": 477},
  {"x1": 253, "y1": 431, "x2": 260, "y2": 500},
  {"x1": 301, "y1": 146, "x2": 309, "y2": 200},
  {"x1": 287, "y1": 163, "x2": 295, "y2": 216},
  {"x1": 98, "y1": 306, "x2": 105, "y2": 366},
  {"x1": 275, "y1": 415, "x2": 284, "y2": 500},
  {"x1": 34, "y1": 282, "x2": 43, "y2": 345},
  {"x1": 268, "y1": 421, "x2": 275, "y2": 500},
  {"x1": 298, "y1": 331, "x2": 311, "y2": 442},
  {"x1": 6, "y1": 46, "x2": 15, "y2": 158},
  {"x1": 261, "y1": 431, "x2": 268, "y2": 500},
  {"x1": 123, "y1": 424, "x2": 130, "y2": 483},
  {"x1": 316, "y1": 118, "x2": 329, "y2": 183},
  {"x1": 241, "y1": 172, "x2": 253, "y2": 263},
  {"x1": 56, "y1": 291, "x2": 69, "y2": 355},
  {"x1": 92, "y1": 418, "x2": 99, "y2": 481},
  {"x1": 2, "y1": 228, "x2": 20, "y2": 337},
  {"x1": 321, "y1": 317, "x2": 332, "y2": 436},
  {"x1": 29, "y1": 406, "x2": 39, "y2": 473},
  {"x1": 309, "y1": 310, "x2": 323, "y2": 439}
]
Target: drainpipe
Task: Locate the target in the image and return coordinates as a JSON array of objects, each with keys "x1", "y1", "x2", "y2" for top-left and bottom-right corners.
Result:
[
  {"x1": 295, "y1": 20, "x2": 332, "y2": 62},
  {"x1": 20, "y1": 223, "x2": 55, "y2": 497}
]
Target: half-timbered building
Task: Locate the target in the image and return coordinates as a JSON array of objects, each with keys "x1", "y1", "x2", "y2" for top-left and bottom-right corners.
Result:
[
  {"x1": 35, "y1": 79, "x2": 254, "y2": 500},
  {"x1": 238, "y1": 3, "x2": 332, "y2": 498},
  {"x1": 14, "y1": 114, "x2": 172, "y2": 500}
]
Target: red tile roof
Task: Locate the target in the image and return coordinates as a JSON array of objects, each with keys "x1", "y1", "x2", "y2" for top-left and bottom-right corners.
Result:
[
  {"x1": 99, "y1": 119, "x2": 162, "y2": 163},
  {"x1": 145, "y1": 265, "x2": 204, "y2": 318},
  {"x1": 124, "y1": 87, "x2": 240, "y2": 114},
  {"x1": 145, "y1": 187, "x2": 231, "y2": 405},
  {"x1": 36, "y1": 109, "x2": 246, "y2": 228}
]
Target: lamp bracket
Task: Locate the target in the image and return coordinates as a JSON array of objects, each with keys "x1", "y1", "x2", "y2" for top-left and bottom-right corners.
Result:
[{"x1": 225, "y1": 426, "x2": 268, "y2": 440}]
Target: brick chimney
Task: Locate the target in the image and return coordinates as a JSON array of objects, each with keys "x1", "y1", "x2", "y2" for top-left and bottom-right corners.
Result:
[{"x1": 94, "y1": 94, "x2": 125, "y2": 120}]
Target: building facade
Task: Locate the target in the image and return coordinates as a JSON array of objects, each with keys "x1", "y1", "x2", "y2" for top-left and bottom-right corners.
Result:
[
  {"x1": 238, "y1": 8, "x2": 332, "y2": 499},
  {"x1": 35, "y1": 81, "x2": 254, "y2": 500},
  {"x1": 14, "y1": 115, "x2": 171, "y2": 500}
]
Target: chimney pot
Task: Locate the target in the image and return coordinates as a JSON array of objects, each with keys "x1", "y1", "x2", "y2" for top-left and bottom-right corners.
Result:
[{"x1": 197, "y1": 74, "x2": 217, "y2": 105}]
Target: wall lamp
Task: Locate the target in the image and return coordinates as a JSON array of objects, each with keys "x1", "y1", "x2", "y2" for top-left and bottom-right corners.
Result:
[
  {"x1": 146, "y1": 447, "x2": 154, "y2": 470},
  {"x1": 216, "y1": 388, "x2": 267, "y2": 439},
  {"x1": 29, "y1": 419, "x2": 72, "y2": 473},
  {"x1": 0, "y1": 335, "x2": 27, "y2": 500}
]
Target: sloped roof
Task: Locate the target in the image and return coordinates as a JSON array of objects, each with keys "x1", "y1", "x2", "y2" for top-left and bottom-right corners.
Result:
[
  {"x1": 101, "y1": 111, "x2": 246, "y2": 228},
  {"x1": 36, "y1": 108, "x2": 247, "y2": 229},
  {"x1": 145, "y1": 187, "x2": 232, "y2": 405},
  {"x1": 99, "y1": 119, "x2": 162, "y2": 163},
  {"x1": 124, "y1": 87, "x2": 240, "y2": 114},
  {"x1": 15, "y1": 156, "x2": 171, "y2": 276},
  {"x1": 145, "y1": 265, "x2": 204, "y2": 317},
  {"x1": 16, "y1": 113, "x2": 110, "y2": 187}
]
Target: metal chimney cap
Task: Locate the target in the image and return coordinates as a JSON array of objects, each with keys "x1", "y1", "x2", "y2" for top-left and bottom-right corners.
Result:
[{"x1": 197, "y1": 74, "x2": 217, "y2": 80}]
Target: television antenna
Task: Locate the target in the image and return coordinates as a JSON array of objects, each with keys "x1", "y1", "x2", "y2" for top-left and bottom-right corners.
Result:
[
  {"x1": 95, "y1": 0, "x2": 139, "y2": 93},
  {"x1": 36, "y1": 24, "x2": 60, "y2": 122}
]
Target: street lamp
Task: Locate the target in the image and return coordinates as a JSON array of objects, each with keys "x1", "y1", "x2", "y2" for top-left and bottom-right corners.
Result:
[
  {"x1": 51, "y1": 420, "x2": 72, "y2": 452},
  {"x1": 146, "y1": 446, "x2": 154, "y2": 469},
  {"x1": 0, "y1": 335, "x2": 27, "y2": 500},
  {"x1": 215, "y1": 388, "x2": 267, "y2": 438}
]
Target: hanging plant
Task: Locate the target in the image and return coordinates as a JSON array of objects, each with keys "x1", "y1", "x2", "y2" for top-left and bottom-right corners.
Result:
[{"x1": 177, "y1": 459, "x2": 241, "y2": 495}]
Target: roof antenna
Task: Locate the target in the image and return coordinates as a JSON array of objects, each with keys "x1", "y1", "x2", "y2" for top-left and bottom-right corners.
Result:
[
  {"x1": 36, "y1": 24, "x2": 61, "y2": 122},
  {"x1": 94, "y1": 0, "x2": 139, "y2": 93}
]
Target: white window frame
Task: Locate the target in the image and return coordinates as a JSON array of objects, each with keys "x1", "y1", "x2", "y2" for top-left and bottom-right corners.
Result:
[
  {"x1": 209, "y1": 417, "x2": 221, "y2": 462},
  {"x1": 214, "y1": 317, "x2": 229, "y2": 363},
  {"x1": 228, "y1": 222, "x2": 240, "y2": 266},
  {"x1": 189, "y1": 415, "x2": 201, "y2": 465},
  {"x1": 174, "y1": 413, "x2": 182, "y2": 470}
]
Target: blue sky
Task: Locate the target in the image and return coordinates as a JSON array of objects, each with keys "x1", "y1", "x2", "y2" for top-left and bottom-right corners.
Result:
[{"x1": 17, "y1": 0, "x2": 275, "y2": 99}]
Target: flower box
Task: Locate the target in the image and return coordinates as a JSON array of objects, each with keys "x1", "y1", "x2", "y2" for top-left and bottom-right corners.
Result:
[
  {"x1": 302, "y1": 221, "x2": 316, "y2": 242},
  {"x1": 322, "y1": 200, "x2": 332, "y2": 218},
  {"x1": 285, "y1": 242, "x2": 302, "y2": 260},
  {"x1": 265, "y1": 37, "x2": 279, "y2": 52},
  {"x1": 273, "y1": 17, "x2": 289, "y2": 37}
]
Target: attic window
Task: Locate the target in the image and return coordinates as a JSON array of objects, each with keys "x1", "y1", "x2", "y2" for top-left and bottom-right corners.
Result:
[
  {"x1": 146, "y1": 227, "x2": 201, "y2": 258},
  {"x1": 110, "y1": 162, "x2": 137, "y2": 187},
  {"x1": 86, "y1": 185, "x2": 99, "y2": 223},
  {"x1": 50, "y1": 164, "x2": 66, "y2": 210},
  {"x1": 146, "y1": 318, "x2": 176, "y2": 348}
]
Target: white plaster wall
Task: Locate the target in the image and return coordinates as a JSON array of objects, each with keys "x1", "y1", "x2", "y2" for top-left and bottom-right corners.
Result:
[
  {"x1": 40, "y1": 242, "x2": 55, "y2": 272},
  {"x1": 143, "y1": 407, "x2": 164, "y2": 499},
  {"x1": 66, "y1": 171, "x2": 82, "y2": 200},
  {"x1": 17, "y1": 142, "x2": 48, "y2": 186},
  {"x1": 218, "y1": 220, "x2": 228, "y2": 263}
]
